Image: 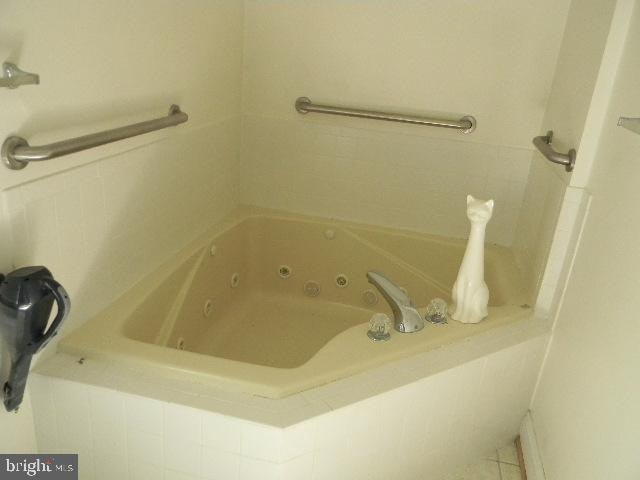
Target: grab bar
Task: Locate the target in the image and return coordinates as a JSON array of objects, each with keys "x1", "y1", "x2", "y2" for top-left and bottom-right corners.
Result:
[
  {"x1": 2, "y1": 105, "x2": 188, "y2": 170},
  {"x1": 0, "y1": 62, "x2": 40, "y2": 90},
  {"x1": 532, "y1": 130, "x2": 576, "y2": 172},
  {"x1": 295, "y1": 97, "x2": 476, "y2": 133},
  {"x1": 618, "y1": 116, "x2": 640, "y2": 135}
]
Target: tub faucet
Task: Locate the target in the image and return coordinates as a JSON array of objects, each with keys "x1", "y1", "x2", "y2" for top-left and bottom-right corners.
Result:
[{"x1": 366, "y1": 271, "x2": 424, "y2": 333}]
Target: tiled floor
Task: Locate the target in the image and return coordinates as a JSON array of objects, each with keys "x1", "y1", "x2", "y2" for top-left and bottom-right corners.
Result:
[{"x1": 453, "y1": 442, "x2": 523, "y2": 480}]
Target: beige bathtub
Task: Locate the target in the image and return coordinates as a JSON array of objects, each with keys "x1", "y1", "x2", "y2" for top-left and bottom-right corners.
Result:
[{"x1": 60, "y1": 207, "x2": 529, "y2": 398}]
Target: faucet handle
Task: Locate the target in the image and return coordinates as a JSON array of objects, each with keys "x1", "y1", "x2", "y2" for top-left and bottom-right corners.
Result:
[
  {"x1": 367, "y1": 313, "x2": 392, "y2": 342},
  {"x1": 425, "y1": 298, "x2": 448, "y2": 324}
]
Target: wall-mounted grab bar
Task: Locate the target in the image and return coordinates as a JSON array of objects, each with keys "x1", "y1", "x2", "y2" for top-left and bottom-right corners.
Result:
[
  {"x1": 295, "y1": 97, "x2": 476, "y2": 133},
  {"x1": 0, "y1": 62, "x2": 40, "y2": 90},
  {"x1": 618, "y1": 117, "x2": 640, "y2": 135},
  {"x1": 2, "y1": 105, "x2": 188, "y2": 170},
  {"x1": 532, "y1": 130, "x2": 576, "y2": 173}
]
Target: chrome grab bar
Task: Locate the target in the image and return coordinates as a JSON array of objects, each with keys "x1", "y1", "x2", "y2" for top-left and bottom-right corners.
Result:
[
  {"x1": 532, "y1": 130, "x2": 576, "y2": 173},
  {"x1": 2, "y1": 105, "x2": 188, "y2": 170},
  {"x1": 0, "y1": 62, "x2": 40, "y2": 90},
  {"x1": 295, "y1": 97, "x2": 476, "y2": 133},
  {"x1": 618, "y1": 116, "x2": 640, "y2": 135}
]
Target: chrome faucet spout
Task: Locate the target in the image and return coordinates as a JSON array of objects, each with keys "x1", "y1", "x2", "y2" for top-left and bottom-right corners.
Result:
[{"x1": 366, "y1": 271, "x2": 424, "y2": 333}]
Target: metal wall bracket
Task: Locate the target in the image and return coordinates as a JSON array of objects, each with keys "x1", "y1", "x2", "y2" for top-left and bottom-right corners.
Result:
[
  {"x1": 0, "y1": 62, "x2": 40, "y2": 89},
  {"x1": 618, "y1": 117, "x2": 640, "y2": 135},
  {"x1": 532, "y1": 130, "x2": 576, "y2": 173}
]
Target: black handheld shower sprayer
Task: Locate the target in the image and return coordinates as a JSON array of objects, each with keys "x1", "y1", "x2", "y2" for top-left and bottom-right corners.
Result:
[{"x1": 0, "y1": 266, "x2": 70, "y2": 412}]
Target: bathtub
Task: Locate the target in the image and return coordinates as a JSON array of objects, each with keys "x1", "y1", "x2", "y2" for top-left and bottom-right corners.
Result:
[{"x1": 60, "y1": 207, "x2": 529, "y2": 398}]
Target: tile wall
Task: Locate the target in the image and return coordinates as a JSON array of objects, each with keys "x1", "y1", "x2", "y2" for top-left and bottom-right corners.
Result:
[
  {"x1": 30, "y1": 335, "x2": 547, "y2": 480},
  {"x1": 240, "y1": 115, "x2": 532, "y2": 246},
  {"x1": 0, "y1": 0, "x2": 245, "y2": 451},
  {"x1": 512, "y1": 157, "x2": 593, "y2": 320},
  {"x1": 240, "y1": 0, "x2": 573, "y2": 248},
  {"x1": 2, "y1": 118, "x2": 240, "y2": 343},
  {"x1": 512, "y1": 154, "x2": 569, "y2": 305},
  {"x1": 0, "y1": 0, "x2": 581, "y2": 465},
  {"x1": 533, "y1": 186, "x2": 591, "y2": 319},
  {"x1": 454, "y1": 443, "x2": 523, "y2": 480}
]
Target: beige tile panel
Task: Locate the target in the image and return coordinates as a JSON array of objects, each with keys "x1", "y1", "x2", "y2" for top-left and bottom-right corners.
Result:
[
  {"x1": 30, "y1": 332, "x2": 546, "y2": 480},
  {"x1": 241, "y1": 115, "x2": 532, "y2": 246}
]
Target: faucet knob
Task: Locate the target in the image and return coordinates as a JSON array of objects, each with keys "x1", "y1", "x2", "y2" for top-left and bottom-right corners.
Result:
[{"x1": 367, "y1": 313, "x2": 392, "y2": 341}]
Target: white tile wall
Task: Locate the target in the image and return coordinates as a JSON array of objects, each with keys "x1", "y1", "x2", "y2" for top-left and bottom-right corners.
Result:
[
  {"x1": 240, "y1": 114, "x2": 532, "y2": 246},
  {"x1": 30, "y1": 334, "x2": 547, "y2": 480},
  {"x1": 534, "y1": 186, "x2": 590, "y2": 319},
  {"x1": 512, "y1": 154, "x2": 569, "y2": 303},
  {"x1": 511, "y1": 153, "x2": 592, "y2": 319},
  {"x1": 234, "y1": 0, "x2": 574, "y2": 269},
  {"x1": 2, "y1": 118, "x2": 240, "y2": 349},
  {"x1": 449, "y1": 446, "x2": 524, "y2": 480}
]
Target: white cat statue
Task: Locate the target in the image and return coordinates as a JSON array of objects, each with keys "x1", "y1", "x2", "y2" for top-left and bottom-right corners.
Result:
[{"x1": 451, "y1": 195, "x2": 494, "y2": 324}]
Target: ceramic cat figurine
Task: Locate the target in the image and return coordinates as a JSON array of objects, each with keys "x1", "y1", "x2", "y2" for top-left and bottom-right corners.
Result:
[{"x1": 451, "y1": 195, "x2": 494, "y2": 324}]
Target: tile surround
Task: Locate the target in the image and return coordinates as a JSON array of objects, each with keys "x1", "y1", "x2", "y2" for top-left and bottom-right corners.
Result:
[
  {"x1": 30, "y1": 333, "x2": 547, "y2": 480},
  {"x1": 451, "y1": 445, "x2": 524, "y2": 480},
  {"x1": 240, "y1": 114, "x2": 532, "y2": 246},
  {"x1": 0, "y1": 0, "x2": 585, "y2": 470},
  {"x1": 512, "y1": 154, "x2": 568, "y2": 304},
  {"x1": 499, "y1": 463, "x2": 524, "y2": 480},
  {"x1": 534, "y1": 186, "x2": 590, "y2": 319},
  {"x1": 512, "y1": 151, "x2": 592, "y2": 320},
  {"x1": 497, "y1": 444, "x2": 520, "y2": 466},
  {"x1": 454, "y1": 460, "x2": 501, "y2": 480},
  {"x1": 2, "y1": 119, "x2": 241, "y2": 353}
]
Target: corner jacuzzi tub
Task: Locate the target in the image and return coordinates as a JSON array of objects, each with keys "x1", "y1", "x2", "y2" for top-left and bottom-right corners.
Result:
[{"x1": 60, "y1": 207, "x2": 528, "y2": 398}]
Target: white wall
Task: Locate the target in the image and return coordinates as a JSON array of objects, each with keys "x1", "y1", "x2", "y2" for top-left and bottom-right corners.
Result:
[
  {"x1": 512, "y1": 159, "x2": 567, "y2": 303},
  {"x1": 531, "y1": 2, "x2": 640, "y2": 478},
  {"x1": 240, "y1": 0, "x2": 571, "y2": 246},
  {"x1": 0, "y1": 0, "x2": 244, "y2": 330},
  {"x1": 0, "y1": 393, "x2": 36, "y2": 453},
  {"x1": 541, "y1": 0, "x2": 619, "y2": 159},
  {"x1": 512, "y1": 0, "x2": 618, "y2": 307},
  {"x1": 0, "y1": 0, "x2": 245, "y2": 452}
]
